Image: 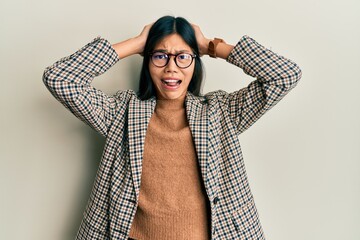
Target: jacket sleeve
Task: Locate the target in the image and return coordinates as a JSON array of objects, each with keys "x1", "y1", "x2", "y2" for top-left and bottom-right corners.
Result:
[
  {"x1": 42, "y1": 36, "x2": 124, "y2": 137},
  {"x1": 215, "y1": 35, "x2": 302, "y2": 135}
]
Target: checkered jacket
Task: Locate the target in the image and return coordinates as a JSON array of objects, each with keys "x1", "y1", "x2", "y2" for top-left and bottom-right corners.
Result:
[{"x1": 43, "y1": 35, "x2": 302, "y2": 239}]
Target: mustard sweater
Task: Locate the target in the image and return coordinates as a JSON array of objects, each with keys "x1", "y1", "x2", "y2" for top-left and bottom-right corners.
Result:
[{"x1": 129, "y1": 97, "x2": 211, "y2": 239}]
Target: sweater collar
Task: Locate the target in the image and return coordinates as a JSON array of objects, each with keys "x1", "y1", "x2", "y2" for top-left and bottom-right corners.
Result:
[{"x1": 152, "y1": 91, "x2": 206, "y2": 110}]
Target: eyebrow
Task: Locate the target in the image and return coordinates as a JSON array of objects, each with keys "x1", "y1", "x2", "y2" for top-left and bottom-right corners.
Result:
[{"x1": 153, "y1": 49, "x2": 192, "y2": 54}]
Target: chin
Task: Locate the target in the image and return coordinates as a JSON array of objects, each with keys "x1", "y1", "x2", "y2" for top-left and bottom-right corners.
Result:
[{"x1": 158, "y1": 91, "x2": 186, "y2": 100}]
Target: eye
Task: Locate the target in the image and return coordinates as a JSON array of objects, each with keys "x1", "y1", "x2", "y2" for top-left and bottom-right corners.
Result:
[
  {"x1": 178, "y1": 53, "x2": 192, "y2": 60},
  {"x1": 152, "y1": 52, "x2": 168, "y2": 60}
]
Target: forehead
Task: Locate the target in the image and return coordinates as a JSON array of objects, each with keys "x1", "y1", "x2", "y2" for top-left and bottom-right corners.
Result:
[{"x1": 154, "y1": 33, "x2": 192, "y2": 52}]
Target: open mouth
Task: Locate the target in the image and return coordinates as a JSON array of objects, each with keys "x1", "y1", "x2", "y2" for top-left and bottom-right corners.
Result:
[{"x1": 161, "y1": 79, "x2": 182, "y2": 87}]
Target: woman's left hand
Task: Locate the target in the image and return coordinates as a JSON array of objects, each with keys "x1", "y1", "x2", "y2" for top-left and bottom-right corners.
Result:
[{"x1": 192, "y1": 24, "x2": 211, "y2": 56}]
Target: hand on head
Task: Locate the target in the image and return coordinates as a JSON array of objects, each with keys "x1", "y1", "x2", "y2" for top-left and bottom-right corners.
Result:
[
  {"x1": 191, "y1": 24, "x2": 210, "y2": 56},
  {"x1": 136, "y1": 23, "x2": 153, "y2": 56}
]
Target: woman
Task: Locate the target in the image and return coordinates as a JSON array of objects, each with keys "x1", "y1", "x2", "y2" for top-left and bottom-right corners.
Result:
[{"x1": 43, "y1": 16, "x2": 302, "y2": 240}]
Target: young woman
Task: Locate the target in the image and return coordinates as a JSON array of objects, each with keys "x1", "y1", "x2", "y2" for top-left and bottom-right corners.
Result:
[{"x1": 43, "y1": 16, "x2": 302, "y2": 240}]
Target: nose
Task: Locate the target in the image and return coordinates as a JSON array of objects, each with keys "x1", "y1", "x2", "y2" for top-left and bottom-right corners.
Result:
[{"x1": 164, "y1": 55, "x2": 178, "y2": 72}]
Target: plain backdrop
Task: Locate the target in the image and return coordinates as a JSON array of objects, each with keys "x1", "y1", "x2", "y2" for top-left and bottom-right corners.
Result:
[{"x1": 1, "y1": 0, "x2": 359, "y2": 239}]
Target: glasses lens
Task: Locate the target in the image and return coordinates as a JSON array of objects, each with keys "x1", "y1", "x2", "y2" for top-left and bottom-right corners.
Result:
[
  {"x1": 176, "y1": 53, "x2": 193, "y2": 68},
  {"x1": 151, "y1": 52, "x2": 168, "y2": 67},
  {"x1": 151, "y1": 52, "x2": 194, "y2": 68}
]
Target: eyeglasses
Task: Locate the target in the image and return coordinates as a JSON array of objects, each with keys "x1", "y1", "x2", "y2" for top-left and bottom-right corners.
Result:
[{"x1": 150, "y1": 51, "x2": 196, "y2": 69}]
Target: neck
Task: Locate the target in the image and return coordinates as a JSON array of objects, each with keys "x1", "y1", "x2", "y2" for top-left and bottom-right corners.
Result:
[{"x1": 156, "y1": 96, "x2": 186, "y2": 110}]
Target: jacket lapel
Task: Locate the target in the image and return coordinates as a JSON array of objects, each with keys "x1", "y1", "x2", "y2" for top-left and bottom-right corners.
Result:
[
  {"x1": 185, "y1": 92, "x2": 211, "y2": 195},
  {"x1": 128, "y1": 95, "x2": 156, "y2": 200}
]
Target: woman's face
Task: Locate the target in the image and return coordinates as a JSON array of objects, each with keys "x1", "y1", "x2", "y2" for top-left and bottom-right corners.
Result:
[{"x1": 149, "y1": 33, "x2": 195, "y2": 100}]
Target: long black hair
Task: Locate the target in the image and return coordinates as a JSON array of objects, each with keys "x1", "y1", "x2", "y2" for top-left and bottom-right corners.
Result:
[{"x1": 137, "y1": 16, "x2": 204, "y2": 100}]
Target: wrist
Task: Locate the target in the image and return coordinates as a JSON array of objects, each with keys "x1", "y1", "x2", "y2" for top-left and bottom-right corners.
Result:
[
  {"x1": 202, "y1": 38, "x2": 211, "y2": 56},
  {"x1": 132, "y1": 36, "x2": 146, "y2": 55}
]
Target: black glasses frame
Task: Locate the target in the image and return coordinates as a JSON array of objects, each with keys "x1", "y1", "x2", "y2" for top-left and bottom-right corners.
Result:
[{"x1": 149, "y1": 52, "x2": 197, "y2": 69}]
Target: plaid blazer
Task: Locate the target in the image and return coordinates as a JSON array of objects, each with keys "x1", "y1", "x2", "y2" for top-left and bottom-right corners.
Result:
[{"x1": 43, "y1": 35, "x2": 302, "y2": 240}]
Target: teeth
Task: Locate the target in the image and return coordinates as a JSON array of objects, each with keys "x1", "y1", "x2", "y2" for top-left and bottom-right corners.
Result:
[{"x1": 163, "y1": 79, "x2": 180, "y2": 83}]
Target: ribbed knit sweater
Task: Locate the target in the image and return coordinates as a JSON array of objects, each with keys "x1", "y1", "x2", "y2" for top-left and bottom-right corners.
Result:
[{"x1": 128, "y1": 96, "x2": 211, "y2": 239}]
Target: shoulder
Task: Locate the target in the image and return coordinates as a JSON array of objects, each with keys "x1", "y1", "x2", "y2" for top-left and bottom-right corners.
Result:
[
  {"x1": 204, "y1": 90, "x2": 231, "y2": 105},
  {"x1": 108, "y1": 89, "x2": 140, "y2": 108},
  {"x1": 204, "y1": 90, "x2": 229, "y2": 98},
  {"x1": 185, "y1": 90, "x2": 231, "y2": 114},
  {"x1": 113, "y1": 89, "x2": 157, "y2": 107},
  {"x1": 114, "y1": 89, "x2": 138, "y2": 100}
]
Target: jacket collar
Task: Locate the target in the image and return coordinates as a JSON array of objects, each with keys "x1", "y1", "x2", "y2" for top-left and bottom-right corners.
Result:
[{"x1": 128, "y1": 91, "x2": 210, "y2": 202}]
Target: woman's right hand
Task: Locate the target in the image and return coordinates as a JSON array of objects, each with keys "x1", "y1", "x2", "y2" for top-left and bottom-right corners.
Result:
[
  {"x1": 135, "y1": 23, "x2": 153, "y2": 55},
  {"x1": 111, "y1": 23, "x2": 153, "y2": 59}
]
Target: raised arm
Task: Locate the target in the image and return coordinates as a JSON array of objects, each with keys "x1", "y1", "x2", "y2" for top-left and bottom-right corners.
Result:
[
  {"x1": 42, "y1": 25, "x2": 151, "y2": 137},
  {"x1": 223, "y1": 35, "x2": 301, "y2": 134},
  {"x1": 192, "y1": 24, "x2": 302, "y2": 134}
]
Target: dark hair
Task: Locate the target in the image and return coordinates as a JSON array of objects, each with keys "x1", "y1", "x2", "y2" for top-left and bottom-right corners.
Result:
[{"x1": 137, "y1": 16, "x2": 204, "y2": 100}]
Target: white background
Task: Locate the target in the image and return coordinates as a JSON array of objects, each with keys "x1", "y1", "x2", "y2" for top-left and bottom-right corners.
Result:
[{"x1": 1, "y1": 0, "x2": 359, "y2": 239}]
